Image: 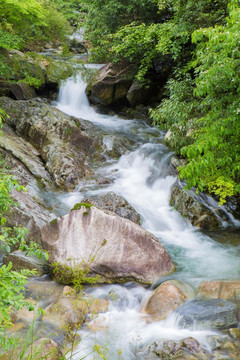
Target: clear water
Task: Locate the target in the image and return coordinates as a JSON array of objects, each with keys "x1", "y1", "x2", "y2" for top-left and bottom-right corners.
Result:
[{"x1": 53, "y1": 69, "x2": 240, "y2": 359}]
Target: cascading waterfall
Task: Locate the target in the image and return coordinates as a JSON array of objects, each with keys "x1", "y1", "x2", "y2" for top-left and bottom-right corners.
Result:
[{"x1": 54, "y1": 69, "x2": 240, "y2": 359}]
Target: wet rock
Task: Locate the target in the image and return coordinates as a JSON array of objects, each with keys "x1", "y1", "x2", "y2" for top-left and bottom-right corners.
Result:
[
  {"x1": 170, "y1": 155, "x2": 187, "y2": 170},
  {"x1": 43, "y1": 290, "x2": 108, "y2": 332},
  {"x1": 25, "y1": 277, "x2": 64, "y2": 302},
  {"x1": 81, "y1": 192, "x2": 141, "y2": 224},
  {"x1": 0, "y1": 127, "x2": 51, "y2": 184},
  {"x1": 175, "y1": 299, "x2": 238, "y2": 330},
  {"x1": 149, "y1": 340, "x2": 183, "y2": 358},
  {"x1": 103, "y1": 135, "x2": 134, "y2": 158},
  {"x1": 138, "y1": 338, "x2": 204, "y2": 360},
  {"x1": 0, "y1": 136, "x2": 54, "y2": 243},
  {"x1": 228, "y1": 327, "x2": 240, "y2": 340},
  {"x1": 41, "y1": 206, "x2": 175, "y2": 285},
  {"x1": 199, "y1": 280, "x2": 240, "y2": 302},
  {"x1": 3, "y1": 250, "x2": 49, "y2": 276},
  {"x1": 88, "y1": 63, "x2": 136, "y2": 106},
  {"x1": 170, "y1": 183, "x2": 221, "y2": 229},
  {"x1": 44, "y1": 296, "x2": 88, "y2": 330},
  {"x1": 142, "y1": 280, "x2": 194, "y2": 321},
  {"x1": 3, "y1": 49, "x2": 47, "y2": 89},
  {"x1": 45, "y1": 59, "x2": 72, "y2": 88},
  {"x1": 127, "y1": 81, "x2": 154, "y2": 106},
  {"x1": 10, "y1": 82, "x2": 36, "y2": 100},
  {"x1": 0, "y1": 97, "x2": 104, "y2": 190},
  {"x1": 70, "y1": 38, "x2": 87, "y2": 54},
  {"x1": 181, "y1": 337, "x2": 203, "y2": 354}
]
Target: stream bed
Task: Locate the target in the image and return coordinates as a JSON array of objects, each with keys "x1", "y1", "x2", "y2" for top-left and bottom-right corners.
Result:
[
  {"x1": 12, "y1": 65, "x2": 239, "y2": 359},
  {"x1": 45, "y1": 67, "x2": 239, "y2": 359}
]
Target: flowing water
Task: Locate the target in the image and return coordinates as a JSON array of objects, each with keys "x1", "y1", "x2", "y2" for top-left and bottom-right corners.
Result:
[{"x1": 52, "y1": 68, "x2": 240, "y2": 359}]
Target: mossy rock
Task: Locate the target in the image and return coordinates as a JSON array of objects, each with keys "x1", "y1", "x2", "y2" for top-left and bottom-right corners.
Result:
[{"x1": 71, "y1": 202, "x2": 93, "y2": 211}]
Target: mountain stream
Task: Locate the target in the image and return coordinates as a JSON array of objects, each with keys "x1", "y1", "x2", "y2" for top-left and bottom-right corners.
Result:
[{"x1": 31, "y1": 66, "x2": 240, "y2": 359}]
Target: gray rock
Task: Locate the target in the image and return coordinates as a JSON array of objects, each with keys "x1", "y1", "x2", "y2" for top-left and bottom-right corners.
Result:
[
  {"x1": 41, "y1": 206, "x2": 175, "y2": 285},
  {"x1": 0, "y1": 134, "x2": 54, "y2": 243},
  {"x1": 0, "y1": 127, "x2": 51, "y2": 183},
  {"x1": 3, "y1": 250, "x2": 49, "y2": 276},
  {"x1": 10, "y1": 82, "x2": 36, "y2": 100},
  {"x1": 170, "y1": 183, "x2": 221, "y2": 229},
  {"x1": 137, "y1": 338, "x2": 204, "y2": 360},
  {"x1": 81, "y1": 192, "x2": 141, "y2": 224},
  {"x1": 88, "y1": 63, "x2": 136, "y2": 106},
  {"x1": 103, "y1": 135, "x2": 134, "y2": 158},
  {"x1": 0, "y1": 97, "x2": 104, "y2": 190},
  {"x1": 127, "y1": 81, "x2": 154, "y2": 106},
  {"x1": 170, "y1": 155, "x2": 187, "y2": 170},
  {"x1": 175, "y1": 299, "x2": 238, "y2": 330}
]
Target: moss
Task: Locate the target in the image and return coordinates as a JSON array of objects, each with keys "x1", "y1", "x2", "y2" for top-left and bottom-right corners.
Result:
[
  {"x1": 83, "y1": 211, "x2": 89, "y2": 216},
  {"x1": 50, "y1": 218, "x2": 58, "y2": 225},
  {"x1": 71, "y1": 202, "x2": 93, "y2": 211}
]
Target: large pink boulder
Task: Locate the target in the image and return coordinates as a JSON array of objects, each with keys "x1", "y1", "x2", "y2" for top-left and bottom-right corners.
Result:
[{"x1": 41, "y1": 206, "x2": 175, "y2": 285}]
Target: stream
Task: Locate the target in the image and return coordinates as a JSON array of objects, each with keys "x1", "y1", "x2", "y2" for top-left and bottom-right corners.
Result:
[{"x1": 28, "y1": 66, "x2": 240, "y2": 358}]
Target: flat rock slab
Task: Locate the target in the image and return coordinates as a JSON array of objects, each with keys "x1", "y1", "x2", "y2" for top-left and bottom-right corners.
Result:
[
  {"x1": 41, "y1": 206, "x2": 175, "y2": 285},
  {"x1": 175, "y1": 299, "x2": 238, "y2": 330}
]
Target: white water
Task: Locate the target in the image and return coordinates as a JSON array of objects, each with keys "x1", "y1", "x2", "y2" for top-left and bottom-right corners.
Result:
[{"x1": 55, "y1": 70, "x2": 240, "y2": 359}]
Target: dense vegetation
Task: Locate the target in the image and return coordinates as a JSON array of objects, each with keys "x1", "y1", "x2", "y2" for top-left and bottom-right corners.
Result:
[{"x1": 83, "y1": 0, "x2": 239, "y2": 204}]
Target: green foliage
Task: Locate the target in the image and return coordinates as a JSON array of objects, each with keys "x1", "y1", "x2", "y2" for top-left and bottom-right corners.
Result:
[
  {"x1": 150, "y1": 74, "x2": 203, "y2": 153},
  {"x1": 71, "y1": 202, "x2": 93, "y2": 211},
  {"x1": 0, "y1": 0, "x2": 70, "y2": 51},
  {"x1": 82, "y1": 0, "x2": 160, "y2": 63},
  {"x1": 0, "y1": 111, "x2": 48, "y2": 343},
  {"x1": 0, "y1": 29, "x2": 22, "y2": 50},
  {"x1": 53, "y1": 0, "x2": 83, "y2": 25},
  {"x1": 83, "y1": 0, "x2": 228, "y2": 79},
  {"x1": 0, "y1": 263, "x2": 36, "y2": 330},
  {"x1": 151, "y1": 0, "x2": 240, "y2": 203},
  {"x1": 52, "y1": 239, "x2": 107, "y2": 291}
]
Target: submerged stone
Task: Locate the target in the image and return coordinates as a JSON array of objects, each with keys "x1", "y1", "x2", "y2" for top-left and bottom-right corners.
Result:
[{"x1": 175, "y1": 299, "x2": 238, "y2": 330}]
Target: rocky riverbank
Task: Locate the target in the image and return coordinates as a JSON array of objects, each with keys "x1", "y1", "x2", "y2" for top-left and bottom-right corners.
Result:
[{"x1": 0, "y1": 60, "x2": 240, "y2": 359}]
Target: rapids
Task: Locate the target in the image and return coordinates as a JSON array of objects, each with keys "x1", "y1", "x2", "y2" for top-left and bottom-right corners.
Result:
[{"x1": 52, "y1": 68, "x2": 240, "y2": 359}]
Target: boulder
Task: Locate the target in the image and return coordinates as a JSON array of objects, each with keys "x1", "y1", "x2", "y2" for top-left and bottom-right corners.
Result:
[
  {"x1": 41, "y1": 206, "x2": 175, "y2": 285},
  {"x1": 88, "y1": 63, "x2": 136, "y2": 106},
  {"x1": 0, "y1": 133, "x2": 54, "y2": 242},
  {"x1": 70, "y1": 38, "x2": 87, "y2": 54},
  {"x1": 3, "y1": 250, "x2": 49, "y2": 276},
  {"x1": 170, "y1": 183, "x2": 221, "y2": 229},
  {"x1": 142, "y1": 280, "x2": 194, "y2": 321},
  {"x1": 137, "y1": 338, "x2": 204, "y2": 360},
  {"x1": 0, "y1": 97, "x2": 104, "y2": 190},
  {"x1": 81, "y1": 192, "x2": 141, "y2": 224},
  {"x1": 6, "y1": 49, "x2": 46, "y2": 88},
  {"x1": 126, "y1": 81, "x2": 154, "y2": 106},
  {"x1": 170, "y1": 155, "x2": 187, "y2": 170},
  {"x1": 102, "y1": 134, "x2": 134, "y2": 158},
  {"x1": 10, "y1": 82, "x2": 36, "y2": 100},
  {"x1": 175, "y1": 299, "x2": 238, "y2": 330},
  {"x1": 43, "y1": 289, "x2": 109, "y2": 331},
  {"x1": 44, "y1": 296, "x2": 88, "y2": 330},
  {"x1": 199, "y1": 280, "x2": 240, "y2": 302},
  {"x1": 25, "y1": 277, "x2": 64, "y2": 302},
  {"x1": 0, "y1": 128, "x2": 51, "y2": 184}
]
